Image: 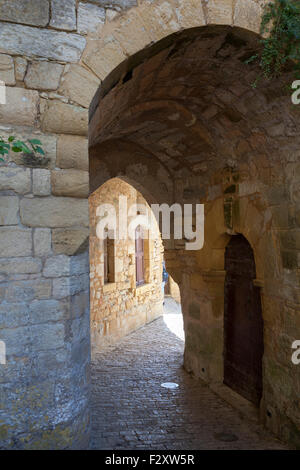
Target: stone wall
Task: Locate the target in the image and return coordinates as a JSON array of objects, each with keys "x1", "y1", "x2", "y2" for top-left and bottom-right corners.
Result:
[
  {"x1": 89, "y1": 178, "x2": 163, "y2": 353},
  {"x1": 167, "y1": 276, "x2": 181, "y2": 304},
  {"x1": 0, "y1": 0, "x2": 295, "y2": 451}
]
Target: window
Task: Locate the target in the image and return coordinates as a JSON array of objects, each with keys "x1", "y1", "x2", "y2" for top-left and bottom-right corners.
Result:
[
  {"x1": 104, "y1": 236, "x2": 115, "y2": 284},
  {"x1": 135, "y1": 225, "x2": 145, "y2": 286}
]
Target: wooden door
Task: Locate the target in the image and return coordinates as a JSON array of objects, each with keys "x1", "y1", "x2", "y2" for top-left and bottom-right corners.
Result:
[{"x1": 224, "y1": 235, "x2": 264, "y2": 406}]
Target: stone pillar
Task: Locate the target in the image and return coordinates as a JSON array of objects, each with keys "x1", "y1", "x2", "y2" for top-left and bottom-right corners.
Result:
[
  {"x1": 183, "y1": 270, "x2": 225, "y2": 384},
  {"x1": 0, "y1": 166, "x2": 91, "y2": 448}
]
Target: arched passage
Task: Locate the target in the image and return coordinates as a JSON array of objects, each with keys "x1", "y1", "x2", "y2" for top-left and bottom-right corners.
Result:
[{"x1": 89, "y1": 23, "x2": 300, "y2": 448}]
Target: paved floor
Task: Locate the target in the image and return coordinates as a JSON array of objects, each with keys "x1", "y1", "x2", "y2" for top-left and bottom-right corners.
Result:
[{"x1": 91, "y1": 298, "x2": 289, "y2": 450}]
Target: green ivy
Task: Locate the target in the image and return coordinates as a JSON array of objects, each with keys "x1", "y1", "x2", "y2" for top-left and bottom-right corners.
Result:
[
  {"x1": 0, "y1": 136, "x2": 45, "y2": 162},
  {"x1": 248, "y1": 0, "x2": 300, "y2": 85}
]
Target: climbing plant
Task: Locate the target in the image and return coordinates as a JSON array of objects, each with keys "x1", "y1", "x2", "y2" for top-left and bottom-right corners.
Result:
[
  {"x1": 248, "y1": 0, "x2": 300, "y2": 84},
  {"x1": 0, "y1": 136, "x2": 45, "y2": 162}
]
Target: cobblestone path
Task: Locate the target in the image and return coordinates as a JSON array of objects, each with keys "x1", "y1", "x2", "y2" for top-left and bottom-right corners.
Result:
[{"x1": 91, "y1": 300, "x2": 289, "y2": 450}]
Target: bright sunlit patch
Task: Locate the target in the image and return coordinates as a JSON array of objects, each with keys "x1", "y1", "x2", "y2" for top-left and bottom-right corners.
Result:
[
  {"x1": 161, "y1": 382, "x2": 179, "y2": 389},
  {"x1": 163, "y1": 312, "x2": 184, "y2": 341}
]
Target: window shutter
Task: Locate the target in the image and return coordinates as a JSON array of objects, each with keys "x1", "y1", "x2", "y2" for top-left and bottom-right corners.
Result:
[{"x1": 135, "y1": 226, "x2": 144, "y2": 286}]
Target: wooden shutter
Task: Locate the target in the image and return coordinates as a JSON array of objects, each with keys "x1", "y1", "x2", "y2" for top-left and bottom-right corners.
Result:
[
  {"x1": 135, "y1": 226, "x2": 144, "y2": 286},
  {"x1": 104, "y1": 237, "x2": 108, "y2": 284}
]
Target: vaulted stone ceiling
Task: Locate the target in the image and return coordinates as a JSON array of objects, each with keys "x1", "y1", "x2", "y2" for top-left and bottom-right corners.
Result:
[{"x1": 89, "y1": 25, "x2": 300, "y2": 202}]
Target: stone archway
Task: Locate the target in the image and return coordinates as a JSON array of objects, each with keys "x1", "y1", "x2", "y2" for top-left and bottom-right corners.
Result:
[
  {"x1": 89, "y1": 23, "x2": 300, "y2": 448},
  {"x1": 0, "y1": 0, "x2": 299, "y2": 451}
]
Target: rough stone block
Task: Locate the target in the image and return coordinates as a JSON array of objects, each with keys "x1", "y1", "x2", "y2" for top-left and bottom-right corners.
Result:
[
  {"x1": 0, "y1": 167, "x2": 31, "y2": 194},
  {"x1": 41, "y1": 101, "x2": 88, "y2": 136},
  {"x1": 0, "y1": 325, "x2": 31, "y2": 355},
  {"x1": 0, "y1": 23, "x2": 86, "y2": 62},
  {"x1": 51, "y1": 169, "x2": 89, "y2": 198},
  {"x1": 15, "y1": 57, "x2": 27, "y2": 81},
  {"x1": 0, "y1": 87, "x2": 39, "y2": 126},
  {"x1": 56, "y1": 135, "x2": 88, "y2": 171},
  {"x1": 29, "y1": 299, "x2": 68, "y2": 324},
  {"x1": 0, "y1": 196, "x2": 19, "y2": 225},
  {"x1": 77, "y1": 3, "x2": 105, "y2": 35},
  {"x1": 234, "y1": 0, "x2": 262, "y2": 33},
  {"x1": 0, "y1": 0, "x2": 50, "y2": 27},
  {"x1": 52, "y1": 228, "x2": 89, "y2": 255},
  {"x1": 59, "y1": 64, "x2": 100, "y2": 108},
  {"x1": 43, "y1": 255, "x2": 71, "y2": 278},
  {"x1": 0, "y1": 227, "x2": 32, "y2": 257},
  {"x1": 206, "y1": 0, "x2": 233, "y2": 25},
  {"x1": 0, "y1": 257, "x2": 42, "y2": 274},
  {"x1": 175, "y1": 0, "x2": 205, "y2": 29},
  {"x1": 82, "y1": 38, "x2": 126, "y2": 81},
  {"x1": 5, "y1": 279, "x2": 52, "y2": 302},
  {"x1": 53, "y1": 273, "x2": 89, "y2": 299},
  {"x1": 0, "y1": 53, "x2": 15, "y2": 85},
  {"x1": 33, "y1": 228, "x2": 52, "y2": 257},
  {"x1": 50, "y1": 0, "x2": 76, "y2": 31},
  {"x1": 33, "y1": 169, "x2": 51, "y2": 196},
  {"x1": 0, "y1": 303, "x2": 29, "y2": 328},
  {"x1": 20, "y1": 197, "x2": 89, "y2": 228},
  {"x1": 43, "y1": 252, "x2": 89, "y2": 277},
  {"x1": 30, "y1": 323, "x2": 65, "y2": 351},
  {"x1": 25, "y1": 61, "x2": 64, "y2": 91}
]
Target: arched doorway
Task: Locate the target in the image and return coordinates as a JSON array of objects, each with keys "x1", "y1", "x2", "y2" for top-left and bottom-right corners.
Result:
[{"x1": 224, "y1": 235, "x2": 264, "y2": 406}]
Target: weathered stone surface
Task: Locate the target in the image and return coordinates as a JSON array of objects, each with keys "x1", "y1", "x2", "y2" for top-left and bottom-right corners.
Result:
[
  {"x1": 30, "y1": 322, "x2": 65, "y2": 350},
  {"x1": 29, "y1": 299, "x2": 68, "y2": 324},
  {"x1": 234, "y1": 0, "x2": 262, "y2": 33},
  {"x1": 41, "y1": 101, "x2": 88, "y2": 136},
  {"x1": 0, "y1": 23, "x2": 86, "y2": 62},
  {"x1": 0, "y1": 87, "x2": 39, "y2": 126},
  {"x1": 51, "y1": 169, "x2": 89, "y2": 198},
  {"x1": 15, "y1": 57, "x2": 27, "y2": 81},
  {"x1": 0, "y1": 54, "x2": 15, "y2": 85},
  {"x1": 50, "y1": 0, "x2": 76, "y2": 31},
  {"x1": 32, "y1": 230, "x2": 53, "y2": 260},
  {"x1": 53, "y1": 273, "x2": 89, "y2": 299},
  {"x1": 52, "y1": 228, "x2": 89, "y2": 255},
  {"x1": 0, "y1": 227, "x2": 32, "y2": 257},
  {"x1": 20, "y1": 197, "x2": 89, "y2": 228},
  {"x1": 0, "y1": 167, "x2": 31, "y2": 194},
  {"x1": 0, "y1": 257, "x2": 42, "y2": 274},
  {"x1": 206, "y1": 0, "x2": 233, "y2": 25},
  {"x1": 43, "y1": 253, "x2": 89, "y2": 277},
  {"x1": 77, "y1": 3, "x2": 106, "y2": 35},
  {"x1": 82, "y1": 37, "x2": 126, "y2": 81},
  {"x1": 33, "y1": 169, "x2": 51, "y2": 196},
  {"x1": 5, "y1": 279, "x2": 52, "y2": 302},
  {"x1": 43, "y1": 255, "x2": 71, "y2": 278},
  {"x1": 25, "y1": 61, "x2": 64, "y2": 91},
  {"x1": 0, "y1": 196, "x2": 19, "y2": 225},
  {"x1": 91, "y1": 0, "x2": 137, "y2": 8},
  {"x1": 33, "y1": 228, "x2": 52, "y2": 257},
  {"x1": 59, "y1": 64, "x2": 100, "y2": 108},
  {"x1": 0, "y1": 325, "x2": 31, "y2": 355},
  {"x1": 0, "y1": 303, "x2": 29, "y2": 328},
  {"x1": 56, "y1": 135, "x2": 88, "y2": 171},
  {"x1": 0, "y1": 0, "x2": 50, "y2": 27}
]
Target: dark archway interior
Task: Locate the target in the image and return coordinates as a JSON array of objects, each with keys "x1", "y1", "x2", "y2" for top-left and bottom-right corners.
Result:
[{"x1": 89, "y1": 25, "x2": 298, "y2": 204}]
